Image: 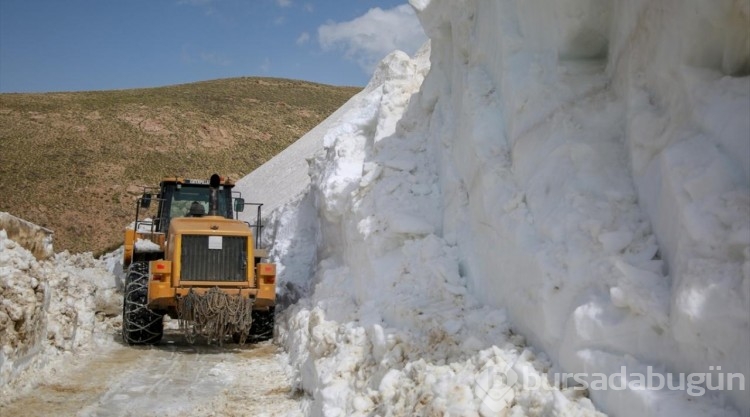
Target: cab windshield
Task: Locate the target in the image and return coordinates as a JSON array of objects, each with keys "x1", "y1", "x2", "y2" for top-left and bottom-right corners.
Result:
[{"x1": 169, "y1": 184, "x2": 227, "y2": 219}]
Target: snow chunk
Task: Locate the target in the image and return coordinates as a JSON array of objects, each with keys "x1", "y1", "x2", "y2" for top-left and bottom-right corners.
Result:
[{"x1": 134, "y1": 238, "x2": 161, "y2": 252}]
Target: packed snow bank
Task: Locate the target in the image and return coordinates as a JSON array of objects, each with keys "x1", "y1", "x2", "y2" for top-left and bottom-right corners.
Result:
[
  {"x1": 0, "y1": 229, "x2": 120, "y2": 400},
  {"x1": 271, "y1": 46, "x2": 606, "y2": 416},
  {"x1": 235, "y1": 88, "x2": 374, "y2": 217},
  {"x1": 263, "y1": 0, "x2": 749, "y2": 416},
  {"x1": 409, "y1": 0, "x2": 748, "y2": 415}
]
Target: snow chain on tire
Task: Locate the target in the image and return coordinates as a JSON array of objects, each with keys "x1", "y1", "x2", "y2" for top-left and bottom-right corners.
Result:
[
  {"x1": 122, "y1": 261, "x2": 164, "y2": 345},
  {"x1": 176, "y1": 287, "x2": 254, "y2": 346}
]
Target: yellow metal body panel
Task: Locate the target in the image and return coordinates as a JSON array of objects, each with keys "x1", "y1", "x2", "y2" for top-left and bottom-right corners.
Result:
[
  {"x1": 148, "y1": 281, "x2": 260, "y2": 312},
  {"x1": 124, "y1": 229, "x2": 136, "y2": 265},
  {"x1": 166, "y1": 216, "x2": 256, "y2": 287},
  {"x1": 143, "y1": 215, "x2": 276, "y2": 314},
  {"x1": 169, "y1": 216, "x2": 255, "y2": 239},
  {"x1": 256, "y1": 263, "x2": 276, "y2": 308},
  {"x1": 149, "y1": 260, "x2": 172, "y2": 283}
]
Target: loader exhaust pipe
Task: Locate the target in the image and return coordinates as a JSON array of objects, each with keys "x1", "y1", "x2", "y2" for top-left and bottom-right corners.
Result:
[{"x1": 208, "y1": 174, "x2": 221, "y2": 216}]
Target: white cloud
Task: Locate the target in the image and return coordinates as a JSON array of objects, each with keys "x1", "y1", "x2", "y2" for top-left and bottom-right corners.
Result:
[
  {"x1": 304, "y1": 2, "x2": 314, "y2": 12},
  {"x1": 318, "y1": 4, "x2": 426, "y2": 75},
  {"x1": 274, "y1": 16, "x2": 285, "y2": 25},
  {"x1": 296, "y1": 32, "x2": 311, "y2": 45},
  {"x1": 276, "y1": 0, "x2": 292, "y2": 7}
]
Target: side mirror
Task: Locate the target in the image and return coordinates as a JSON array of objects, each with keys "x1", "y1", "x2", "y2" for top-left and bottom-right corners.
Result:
[
  {"x1": 234, "y1": 198, "x2": 245, "y2": 213},
  {"x1": 140, "y1": 193, "x2": 152, "y2": 209}
]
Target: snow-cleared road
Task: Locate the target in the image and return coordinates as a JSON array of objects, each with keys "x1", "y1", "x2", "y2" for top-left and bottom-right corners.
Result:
[{"x1": 0, "y1": 330, "x2": 302, "y2": 417}]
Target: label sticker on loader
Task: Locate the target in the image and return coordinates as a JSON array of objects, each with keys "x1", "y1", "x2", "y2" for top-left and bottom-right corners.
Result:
[{"x1": 208, "y1": 236, "x2": 223, "y2": 250}]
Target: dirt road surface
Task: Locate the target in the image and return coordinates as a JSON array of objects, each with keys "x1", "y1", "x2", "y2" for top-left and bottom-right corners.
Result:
[{"x1": 0, "y1": 330, "x2": 303, "y2": 417}]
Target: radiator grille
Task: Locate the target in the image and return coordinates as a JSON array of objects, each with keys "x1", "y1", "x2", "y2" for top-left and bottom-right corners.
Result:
[{"x1": 180, "y1": 235, "x2": 247, "y2": 282}]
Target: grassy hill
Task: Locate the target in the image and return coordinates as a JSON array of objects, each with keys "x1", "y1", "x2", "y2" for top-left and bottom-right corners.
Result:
[{"x1": 0, "y1": 77, "x2": 360, "y2": 255}]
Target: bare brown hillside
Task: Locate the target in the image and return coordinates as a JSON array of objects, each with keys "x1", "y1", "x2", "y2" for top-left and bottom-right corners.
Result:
[{"x1": 0, "y1": 77, "x2": 360, "y2": 255}]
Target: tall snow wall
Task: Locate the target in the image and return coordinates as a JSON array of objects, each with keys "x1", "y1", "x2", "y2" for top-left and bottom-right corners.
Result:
[
  {"x1": 264, "y1": 1, "x2": 748, "y2": 415},
  {"x1": 411, "y1": 0, "x2": 749, "y2": 414}
]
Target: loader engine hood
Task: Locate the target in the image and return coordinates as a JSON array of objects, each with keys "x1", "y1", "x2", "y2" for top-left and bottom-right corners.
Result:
[{"x1": 168, "y1": 216, "x2": 253, "y2": 237}]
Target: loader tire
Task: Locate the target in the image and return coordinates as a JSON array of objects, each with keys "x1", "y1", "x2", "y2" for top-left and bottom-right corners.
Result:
[
  {"x1": 249, "y1": 307, "x2": 275, "y2": 342},
  {"x1": 122, "y1": 261, "x2": 163, "y2": 345}
]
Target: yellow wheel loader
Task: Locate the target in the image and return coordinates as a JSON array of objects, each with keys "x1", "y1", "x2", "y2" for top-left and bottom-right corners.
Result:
[{"x1": 121, "y1": 174, "x2": 275, "y2": 345}]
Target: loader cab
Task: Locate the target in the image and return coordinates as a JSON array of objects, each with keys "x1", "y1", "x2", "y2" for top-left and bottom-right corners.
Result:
[
  {"x1": 147, "y1": 178, "x2": 242, "y2": 235},
  {"x1": 139, "y1": 178, "x2": 245, "y2": 234}
]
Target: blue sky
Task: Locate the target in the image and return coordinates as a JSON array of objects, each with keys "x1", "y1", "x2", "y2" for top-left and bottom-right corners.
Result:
[{"x1": 0, "y1": 0, "x2": 427, "y2": 93}]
